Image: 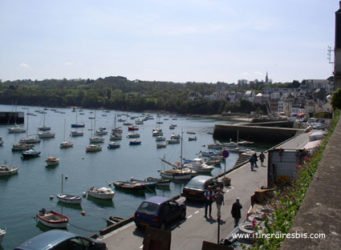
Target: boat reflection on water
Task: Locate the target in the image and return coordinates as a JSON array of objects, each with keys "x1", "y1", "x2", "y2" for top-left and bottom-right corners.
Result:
[
  {"x1": 86, "y1": 195, "x2": 115, "y2": 208},
  {"x1": 57, "y1": 201, "x2": 82, "y2": 210}
]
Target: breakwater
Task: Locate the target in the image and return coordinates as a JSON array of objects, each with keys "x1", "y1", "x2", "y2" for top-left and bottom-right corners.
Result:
[{"x1": 213, "y1": 124, "x2": 304, "y2": 144}]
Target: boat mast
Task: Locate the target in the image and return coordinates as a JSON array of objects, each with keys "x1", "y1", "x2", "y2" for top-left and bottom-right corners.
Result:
[
  {"x1": 61, "y1": 174, "x2": 64, "y2": 194},
  {"x1": 180, "y1": 130, "x2": 183, "y2": 169}
]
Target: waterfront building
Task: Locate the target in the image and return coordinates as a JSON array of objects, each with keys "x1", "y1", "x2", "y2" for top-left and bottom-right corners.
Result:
[{"x1": 335, "y1": 1, "x2": 341, "y2": 88}]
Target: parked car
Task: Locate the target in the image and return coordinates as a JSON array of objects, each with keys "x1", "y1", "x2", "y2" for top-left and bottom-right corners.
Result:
[
  {"x1": 182, "y1": 175, "x2": 223, "y2": 202},
  {"x1": 14, "y1": 229, "x2": 107, "y2": 250},
  {"x1": 134, "y1": 195, "x2": 186, "y2": 230}
]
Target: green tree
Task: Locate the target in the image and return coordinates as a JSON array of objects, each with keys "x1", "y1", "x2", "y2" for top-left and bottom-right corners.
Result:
[{"x1": 332, "y1": 88, "x2": 341, "y2": 110}]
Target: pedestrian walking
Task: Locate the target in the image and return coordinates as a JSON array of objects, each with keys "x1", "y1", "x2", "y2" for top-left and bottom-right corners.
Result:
[
  {"x1": 231, "y1": 198, "x2": 242, "y2": 227},
  {"x1": 259, "y1": 152, "x2": 265, "y2": 167},
  {"x1": 215, "y1": 187, "x2": 224, "y2": 220},
  {"x1": 249, "y1": 154, "x2": 256, "y2": 171},
  {"x1": 253, "y1": 153, "x2": 258, "y2": 168},
  {"x1": 204, "y1": 186, "x2": 215, "y2": 218}
]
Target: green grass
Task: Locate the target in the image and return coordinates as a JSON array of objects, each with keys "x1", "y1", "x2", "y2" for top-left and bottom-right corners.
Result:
[{"x1": 251, "y1": 110, "x2": 340, "y2": 250}]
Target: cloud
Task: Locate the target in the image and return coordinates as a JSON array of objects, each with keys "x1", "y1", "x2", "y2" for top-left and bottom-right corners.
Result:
[{"x1": 19, "y1": 63, "x2": 30, "y2": 69}]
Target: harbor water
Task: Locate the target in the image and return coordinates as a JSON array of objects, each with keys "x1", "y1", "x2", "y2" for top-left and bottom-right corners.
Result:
[{"x1": 0, "y1": 105, "x2": 240, "y2": 249}]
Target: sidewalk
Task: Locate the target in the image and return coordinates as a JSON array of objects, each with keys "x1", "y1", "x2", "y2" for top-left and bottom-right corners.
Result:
[
  {"x1": 102, "y1": 155, "x2": 268, "y2": 250},
  {"x1": 281, "y1": 119, "x2": 341, "y2": 249}
]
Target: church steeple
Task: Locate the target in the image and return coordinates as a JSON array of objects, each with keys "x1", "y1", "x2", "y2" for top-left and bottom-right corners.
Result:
[{"x1": 265, "y1": 72, "x2": 269, "y2": 84}]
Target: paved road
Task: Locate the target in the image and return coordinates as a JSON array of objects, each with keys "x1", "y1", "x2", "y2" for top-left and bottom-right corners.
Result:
[{"x1": 101, "y1": 158, "x2": 267, "y2": 250}]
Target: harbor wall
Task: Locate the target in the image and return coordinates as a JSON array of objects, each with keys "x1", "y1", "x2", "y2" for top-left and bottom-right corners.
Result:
[{"x1": 213, "y1": 124, "x2": 304, "y2": 144}]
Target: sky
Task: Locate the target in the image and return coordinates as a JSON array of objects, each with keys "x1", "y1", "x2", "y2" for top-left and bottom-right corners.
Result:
[{"x1": 0, "y1": 0, "x2": 338, "y2": 83}]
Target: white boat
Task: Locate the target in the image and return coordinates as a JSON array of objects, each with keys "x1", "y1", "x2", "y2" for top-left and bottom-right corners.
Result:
[
  {"x1": 155, "y1": 136, "x2": 166, "y2": 142},
  {"x1": 0, "y1": 165, "x2": 18, "y2": 176},
  {"x1": 45, "y1": 156, "x2": 60, "y2": 167},
  {"x1": 0, "y1": 228, "x2": 6, "y2": 244},
  {"x1": 19, "y1": 135, "x2": 41, "y2": 144},
  {"x1": 60, "y1": 120, "x2": 73, "y2": 149},
  {"x1": 57, "y1": 194, "x2": 82, "y2": 204},
  {"x1": 86, "y1": 144, "x2": 102, "y2": 153},
  {"x1": 70, "y1": 130, "x2": 84, "y2": 137},
  {"x1": 12, "y1": 143, "x2": 34, "y2": 152},
  {"x1": 87, "y1": 186, "x2": 115, "y2": 200},
  {"x1": 36, "y1": 209, "x2": 69, "y2": 228},
  {"x1": 60, "y1": 140, "x2": 73, "y2": 149},
  {"x1": 127, "y1": 133, "x2": 140, "y2": 138},
  {"x1": 110, "y1": 133, "x2": 122, "y2": 141},
  {"x1": 56, "y1": 174, "x2": 82, "y2": 205},
  {"x1": 38, "y1": 131, "x2": 55, "y2": 139},
  {"x1": 89, "y1": 136, "x2": 104, "y2": 144},
  {"x1": 95, "y1": 128, "x2": 108, "y2": 136},
  {"x1": 152, "y1": 128, "x2": 163, "y2": 137},
  {"x1": 22, "y1": 149, "x2": 41, "y2": 159},
  {"x1": 8, "y1": 125, "x2": 26, "y2": 134},
  {"x1": 183, "y1": 158, "x2": 214, "y2": 174},
  {"x1": 107, "y1": 141, "x2": 120, "y2": 149}
]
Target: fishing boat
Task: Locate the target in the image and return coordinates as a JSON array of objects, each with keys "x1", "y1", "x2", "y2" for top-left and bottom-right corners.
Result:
[
  {"x1": 56, "y1": 174, "x2": 82, "y2": 205},
  {"x1": 113, "y1": 180, "x2": 146, "y2": 191},
  {"x1": 36, "y1": 208, "x2": 69, "y2": 229},
  {"x1": 86, "y1": 144, "x2": 102, "y2": 153},
  {"x1": 45, "y1": 156, "x2": 60, "y2": 167},
  {"x1": 145, "y1": 177, "x2": 171, "y2": 187},
  {"x1": 21, "y1": 149, "x2": 41, "y2": 159},
  {"x1": 129, "y1": 178, "x2": 157, "y2": 189},
  {"x1": 0, "y1": 228, "x2": 6, "y2": 244},
  {"x1": 107, "y1": 141, "x2": 120, "y2": 149},
  {"x1": 0, "y1": 165, "x2": 18, "y2": 176},
  {"x1": 183, "y1": 158, "x2": 214, "y2": 174},
  {"x1": 87, "y1": 186, "x2": 115, "y2": 200}
]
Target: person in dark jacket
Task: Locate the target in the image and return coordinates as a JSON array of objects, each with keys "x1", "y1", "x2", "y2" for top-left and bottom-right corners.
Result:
[
  {"x1": 204, "y1": 186, "x2": 215, "y2": 218},
  {"x1": 231, "y1": 198, "x2": 242, "y2": 227}
]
